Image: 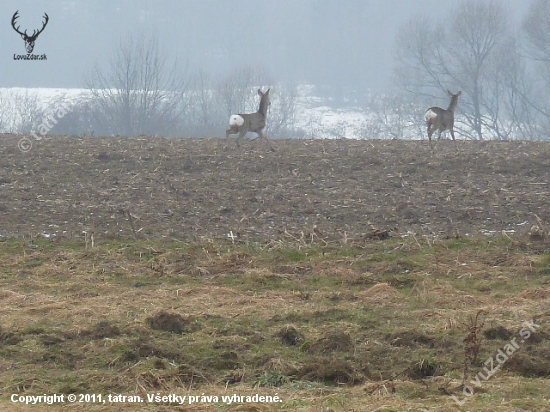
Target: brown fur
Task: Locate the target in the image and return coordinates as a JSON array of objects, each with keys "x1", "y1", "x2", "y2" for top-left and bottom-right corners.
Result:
[
  {"x1": 226, "y1": 88, "x2": 275, "y2": 151},
  {"x1": 425, "y1": 90, "x2": 461, "y2": 141}
]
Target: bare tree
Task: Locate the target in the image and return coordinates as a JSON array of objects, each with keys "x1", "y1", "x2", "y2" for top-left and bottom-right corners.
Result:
[
  {"x1": 49, "y1": 94, "x2": 97, "y2": 136},
  {"x1": 183, "y1": 70, "x2": 220, "y2": 136},
  {"x1": 217, "y1": 65, "x2": 273, "y2": 118},
  {"x1": 86, "y1": 33, "x2": 187, "y2": 137},
  {"x1": 394, "y1": 0, "x2": 512, "y2": 140},
  {"x1": 363, "y1": 92, "x2": 425, "y2": 140},
  {"x1": 520, "y1": 0, "x2": 550, "y2": 139},
  {"x1": 0, "y1": 89, "x2": 45, "y2": 133},
  {"x1": 265, "y1": 84, "x2": 299, "y2": 138},
  {"x1": 480, "y1": 38, "x2": 535, "y2": 140},
  {"x1": 523, "y1": 0, "x2": 550, "y2": 66}
]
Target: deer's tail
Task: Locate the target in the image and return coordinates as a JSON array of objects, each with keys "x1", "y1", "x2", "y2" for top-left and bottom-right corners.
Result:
[
  {"x1": 425, "y1": 109, "x2": 437, "y2": 124},
  {"x1": 229, "y1": 115, "x2": 244, "y2": 127}
]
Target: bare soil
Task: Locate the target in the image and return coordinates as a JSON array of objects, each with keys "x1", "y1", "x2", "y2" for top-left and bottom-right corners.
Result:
[
  {"x1": 1, "y1": 135, "x2": 549, "y2": 242},
  {"x1": 0, "y1": 135, "x2": 550, "y2": 411}
]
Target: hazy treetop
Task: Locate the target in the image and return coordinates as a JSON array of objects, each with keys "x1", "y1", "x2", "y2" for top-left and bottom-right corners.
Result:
[{"x1": 1, "y1": 0, "x2": 526, "y2": 91}]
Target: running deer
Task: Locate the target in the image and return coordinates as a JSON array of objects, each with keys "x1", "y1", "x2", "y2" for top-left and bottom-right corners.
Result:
[
  {"x1": 425, "y1": 90, "x2": 461, "y2": 141},
  {"x1": 226, "y1": 88, "x2": 276, "y2": 151}
]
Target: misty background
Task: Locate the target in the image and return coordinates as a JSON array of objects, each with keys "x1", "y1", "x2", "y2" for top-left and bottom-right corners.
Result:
[{"x1": 1, "y1": 0, "x2": 548, "y2": 140}]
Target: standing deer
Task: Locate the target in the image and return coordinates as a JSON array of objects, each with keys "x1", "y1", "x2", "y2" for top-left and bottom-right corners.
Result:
[
  {"x1": 11, "y1": 11, "x2": 49, "y2": 54},
  {"x1": 425, "y1": 90, "x2": 461, "y2": 142},
  {"x1": 226, "y1": 88, "x2": 276, "y2": 151}
]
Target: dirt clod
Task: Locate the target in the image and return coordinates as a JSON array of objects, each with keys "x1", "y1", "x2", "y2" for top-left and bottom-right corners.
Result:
[
  {"x1": 308, "y1": 330, "x2": 354, "y2": 354},
  {"x1": 275, "y1": 324, "x2": 305, "y2": 346},
  {"x1": 146, "y1": 311, "x2": 196, "y2": 334}
]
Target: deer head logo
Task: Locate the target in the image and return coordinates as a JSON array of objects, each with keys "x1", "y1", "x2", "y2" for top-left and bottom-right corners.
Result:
[{"x1": 11, "y1": 11, "x2": 49, "y2": 54}]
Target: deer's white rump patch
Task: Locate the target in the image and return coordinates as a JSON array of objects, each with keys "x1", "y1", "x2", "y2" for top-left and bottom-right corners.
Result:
[
  {"x1": 229, "y1": 115, "x2": 244, "y2": 127},
  {"x1": 425, "y1": 109, "x2": 437, "y2": 122}
]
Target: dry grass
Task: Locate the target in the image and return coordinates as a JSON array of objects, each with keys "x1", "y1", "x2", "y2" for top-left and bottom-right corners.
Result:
[
  {"x1": 0, "y1": 234, "x2": 548, "y2": 411},
  {"x1": 0, "y1": 137, "x2": 549, "y2": 410}
]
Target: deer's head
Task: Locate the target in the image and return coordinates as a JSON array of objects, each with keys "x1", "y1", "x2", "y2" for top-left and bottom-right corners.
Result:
[
  {"x1": 258, "y1": 88, "x2": 271, "y2": 115},
  {"x1": 12, "y1": 11, "x2": 49, "y2": 54},
  {"x1": 447, "y1": 90, "x2": 462, "y2": 111},
  {"x1": 259, "y1": 88, "x2": 271, "y2": 103}
]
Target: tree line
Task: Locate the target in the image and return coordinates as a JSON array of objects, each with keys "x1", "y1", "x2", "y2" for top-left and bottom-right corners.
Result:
[
  {"x1": 44, "y1": 34, "x2": 299, "y2": 139},
  {"x1": 394, "y1": 0, "x2": 550, "y2": 140},
  {"x1": 2, "y1": 0, "x2": 550, "y2": 141}
]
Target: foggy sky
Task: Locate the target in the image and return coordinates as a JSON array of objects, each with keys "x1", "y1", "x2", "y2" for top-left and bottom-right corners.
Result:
[{"x1": 1, "y1": 0, "x2": 526, "y2": 92}]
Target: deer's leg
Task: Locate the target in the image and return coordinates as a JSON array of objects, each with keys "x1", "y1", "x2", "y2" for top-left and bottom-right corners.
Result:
[
  {"x1": 428, "y1": 124, "x2": 437, "y2": 140},
  {"x1": 226, "y1": 126, "x2": 238, "y2": 139},
  {"x1": 450, "y1": 127, "x2": 456, "y2": 141},
  {"x1": 236, "y1": 129, "x2": 247, "y2": 149},
  {"x1": 258, "y1": 130, "x2": 276, "y2": 152},
  {"x1": 437, "y1": 128, "x2": 443, "y2": 140}
]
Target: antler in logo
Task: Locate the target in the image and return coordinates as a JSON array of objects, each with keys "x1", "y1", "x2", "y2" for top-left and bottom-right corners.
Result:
[{"x1": 11, "y1": 10, "x2": 49, "y2": 53}]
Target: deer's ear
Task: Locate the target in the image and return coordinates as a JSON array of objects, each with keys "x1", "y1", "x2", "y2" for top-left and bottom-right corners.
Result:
[
  {"x1": 266, "y1": 88, "x2": 270, "y2": 95},
  {"x1": 258, "y1": 89, "x2": 263, "y2": 96},
  {"x1": 21, "y1": 34, "x2": 26, "y2": 40},
  {"x1": 457, "y1": 91, "x2": 462, "y2": 96}
]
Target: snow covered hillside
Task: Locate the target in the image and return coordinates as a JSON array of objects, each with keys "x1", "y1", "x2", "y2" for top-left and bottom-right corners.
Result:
[
  {"x1": 6, "y1": 85, "x2": 528, "y2": 141},
  {"x1": 0, "y1": 86, "x2": 427, "y2": 140}
]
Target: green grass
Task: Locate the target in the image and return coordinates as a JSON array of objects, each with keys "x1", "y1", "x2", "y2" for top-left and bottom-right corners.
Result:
[{"x1": 0, "y1": 235, "x2": 549, "y2": 410}]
